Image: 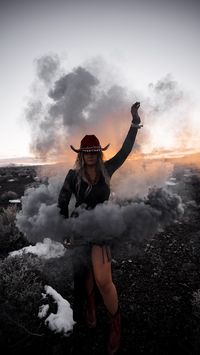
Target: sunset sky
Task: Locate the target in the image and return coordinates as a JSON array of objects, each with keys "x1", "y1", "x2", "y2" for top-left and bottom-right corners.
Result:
[{"x1": 1, "y1": 0, "x2": 200, "y2": 162}]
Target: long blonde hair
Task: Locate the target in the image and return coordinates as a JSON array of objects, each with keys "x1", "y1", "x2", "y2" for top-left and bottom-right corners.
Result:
[{"x1": 74, "y1": 152, "x2": 110, "y2": 197}]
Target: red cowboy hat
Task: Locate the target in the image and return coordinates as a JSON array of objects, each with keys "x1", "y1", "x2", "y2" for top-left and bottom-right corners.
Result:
[{"x1": 70, "y1": 135, "x2": 110, "y2": 153}]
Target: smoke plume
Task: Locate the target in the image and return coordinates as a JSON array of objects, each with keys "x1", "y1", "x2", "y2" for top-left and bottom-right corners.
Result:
[
  {"x1": 16, "y1": 175, "x2": 184, "y2": 253},
  {"x1": 111, "y1": 159, "x2": 174, "y2": 199},
  {"x1": 19, "y1": 54, "x2": 200, "y2": 257},
  {"x1": 25, "y1": 55, "x2": 200, "y2": 164},
  {"x1": 25, "y1": 56, "x2": 131, "y2": 159}
]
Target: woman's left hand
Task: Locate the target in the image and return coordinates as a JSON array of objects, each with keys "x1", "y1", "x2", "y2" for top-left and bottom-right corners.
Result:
[{"x1": 131, "y1": 102, "x2": 141, "y2": 124}]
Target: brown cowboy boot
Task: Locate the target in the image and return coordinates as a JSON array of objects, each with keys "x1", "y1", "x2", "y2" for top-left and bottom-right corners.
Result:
[
  {"x1": 107, "y1": 307, "x2": 121, "y2": 355},
  {"x1": 85, "y1": 290, "x2": 96, "y2": 328}
]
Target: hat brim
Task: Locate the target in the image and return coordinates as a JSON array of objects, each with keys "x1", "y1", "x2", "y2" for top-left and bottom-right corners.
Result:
[{"x1": 70, "y1": 144, "x2": 110, "y2": 153}]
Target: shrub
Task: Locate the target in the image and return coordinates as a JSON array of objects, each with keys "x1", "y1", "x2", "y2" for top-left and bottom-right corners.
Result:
[
  {"x1": 192, "y1": 289, "x2": 200, "y2": 354},
  {"x1": 192, "y1": 289, "x2": 200, "y2": 318},
  {"x1": 1, "y1": 191, "x2": 18, "y2": 201},
  {"x1": 0, "y1": 254, "x2": 45, "y2": 352},
  {"x1": 0, "y1": 206, "x2": 29, "y2": 257}
]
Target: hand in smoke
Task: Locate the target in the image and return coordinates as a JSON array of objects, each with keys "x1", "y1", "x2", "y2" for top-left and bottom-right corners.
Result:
[
  {"x1": 131, "y1": 102, "x2": 141, "y2": 125},
  {"x1": 63, "y1": 237, "x2": 72, "y2": 249}
]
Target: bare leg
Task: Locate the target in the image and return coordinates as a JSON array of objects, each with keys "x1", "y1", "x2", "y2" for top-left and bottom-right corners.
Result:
[
  {"x1": 84, "y1": 267, "x2": 96, "y2": 328},
  {"x1": 91, "y1": 245, "x2": 118, "y2": 315}
]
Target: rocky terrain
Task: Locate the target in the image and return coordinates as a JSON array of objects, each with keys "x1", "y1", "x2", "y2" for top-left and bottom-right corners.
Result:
[
  {"x1": 0, "y1": 162, "x2": 200, "y2": 354},
  {"x1": 0, "y1": 165, "x2": 37, "y2": 207}
]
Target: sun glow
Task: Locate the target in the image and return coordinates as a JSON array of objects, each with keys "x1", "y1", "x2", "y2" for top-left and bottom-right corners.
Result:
[{"x1": 22, "y1": 103, "x2": 200, "y2": 170}]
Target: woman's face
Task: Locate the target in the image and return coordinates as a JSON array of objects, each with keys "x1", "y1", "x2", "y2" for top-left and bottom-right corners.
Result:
[{"x1": 83, "y1": 152, "x2": 98, "y2": 166}]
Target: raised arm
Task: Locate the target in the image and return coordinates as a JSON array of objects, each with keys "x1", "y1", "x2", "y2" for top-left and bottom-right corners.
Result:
[
  {"x1": 105, "y1": 102, "x2": 142, "y2": 177},
  {"x1": 58, "y1": 169, "x2": 75, "y2": 218}
]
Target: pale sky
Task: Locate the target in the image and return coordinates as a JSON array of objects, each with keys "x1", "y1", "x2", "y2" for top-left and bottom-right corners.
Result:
[{"x1": 1, "y1": 0, "x2": 200, "y2": 160}]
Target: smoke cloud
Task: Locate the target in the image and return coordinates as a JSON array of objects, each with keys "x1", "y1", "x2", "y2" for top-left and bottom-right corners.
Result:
[
  {"x1": 25, "y1": 57, "x2": 132, "y2": 159},
  {"x1": 16, "y1": 176, "x2": 184, "y2": 254},
  {"x1": 19, "y1": 54, "x2": 199, "y2": 258},
  {"x1": 148, "y1": 73, "x2": 184, "y2": 113},
  {"x1": 35, "y1": 54, "x2": 61, "y2": 86},
  {"x1": 143, "y1": 73, "x2": 200, "y2": 154},
  {"x1": 48, "y1": 66, "x2": 99, "y2": 127},
  {"x1": 25, "y1": 54, "x2": 200, "y2": 163},
  {"x1": 111, "y1": 159, "x2": 174, "y2": 199},
  {"x1": 65, "y1": 188, "x2": 183, "y2": 247}
]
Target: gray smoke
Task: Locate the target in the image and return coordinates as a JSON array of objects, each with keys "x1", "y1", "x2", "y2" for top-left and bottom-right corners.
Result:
[
  {"x1": 66, "y1": 187, "x2": 183, "y2": 246},
  {"x1": 19, "y1": 54, "x2": 199, "y2": 260},
  {"x1": 16, "y1": 176, "x2": 67, "y2": 243},
  {"x1": 88, "y1": 84, "x2": 129, "y2": 121},
  {"x1": 25, "y1": 55, "x2": 138, "y2": 159},
  {"x1": 24, "y1": 54, "x2": 65, "y2": 157},
  {"x1": 35, "y1": 54, "x2": 61, "y2": 86},
  {"x1": 148, "y1": 73, "x2": 184, "y2": 113},
  {"x1": 48, "y1": 66, "x2": 99, "y2": 127},
  {"x1": 16, "y1": 176, "x2": 184, "y2": 251},
  {"x1": 25, "y1": 54, "x2": 196, "y2": 161},
  {"x1": 111, "y1": 159, "x2": 174, "y2": 199}
]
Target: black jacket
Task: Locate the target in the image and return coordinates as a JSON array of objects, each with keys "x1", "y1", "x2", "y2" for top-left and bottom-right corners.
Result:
[{"x1": 58, "y1": 125, "x2": 139, "y2": 218}]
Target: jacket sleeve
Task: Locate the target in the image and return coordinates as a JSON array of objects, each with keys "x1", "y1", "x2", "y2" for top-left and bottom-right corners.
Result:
[
  {"x1": 104, "y1": 125, "x2": 139, "y2": 177},
  {"x1": 58, "y1": 169, "x2": 75, "y2": 218}
]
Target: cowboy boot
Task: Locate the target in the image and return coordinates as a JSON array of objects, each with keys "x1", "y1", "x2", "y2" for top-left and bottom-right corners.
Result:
[
  {"x1": 107, "y1": 307, "x2": 121, "y2": 355},
  {"x1": 86, "y1": 290, "x2": 96, "y2": 328}
]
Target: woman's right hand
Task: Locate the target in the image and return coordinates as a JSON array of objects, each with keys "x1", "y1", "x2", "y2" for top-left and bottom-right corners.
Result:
[
  {"x1": 63, "y1": 237, "x2": 72, "y2": 249},
  {"x1": 131, "y1": 102, "x2": 141, "y2": 124}
]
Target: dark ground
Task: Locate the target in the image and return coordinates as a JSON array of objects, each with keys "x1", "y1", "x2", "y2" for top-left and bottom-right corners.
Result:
[
  {"x1": 0, "y1": 163, "x2": 200, "y2": 355},
  {"x1": 57, "y1": 214, "x2": 200, "y2": 355},
  {"x1": 0, "y1": 165, "x2": 37, "y2": 207}
]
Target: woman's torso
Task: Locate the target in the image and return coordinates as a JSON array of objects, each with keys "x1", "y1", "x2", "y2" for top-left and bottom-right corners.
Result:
[{"x1": 74, "y1": 171, "x2": 110, "y2": 210}]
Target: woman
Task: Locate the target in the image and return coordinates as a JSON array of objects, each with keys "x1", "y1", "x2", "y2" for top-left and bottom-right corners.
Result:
[{"x1": 58, "y1": 102, "x2": 142, "y2": 355}]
